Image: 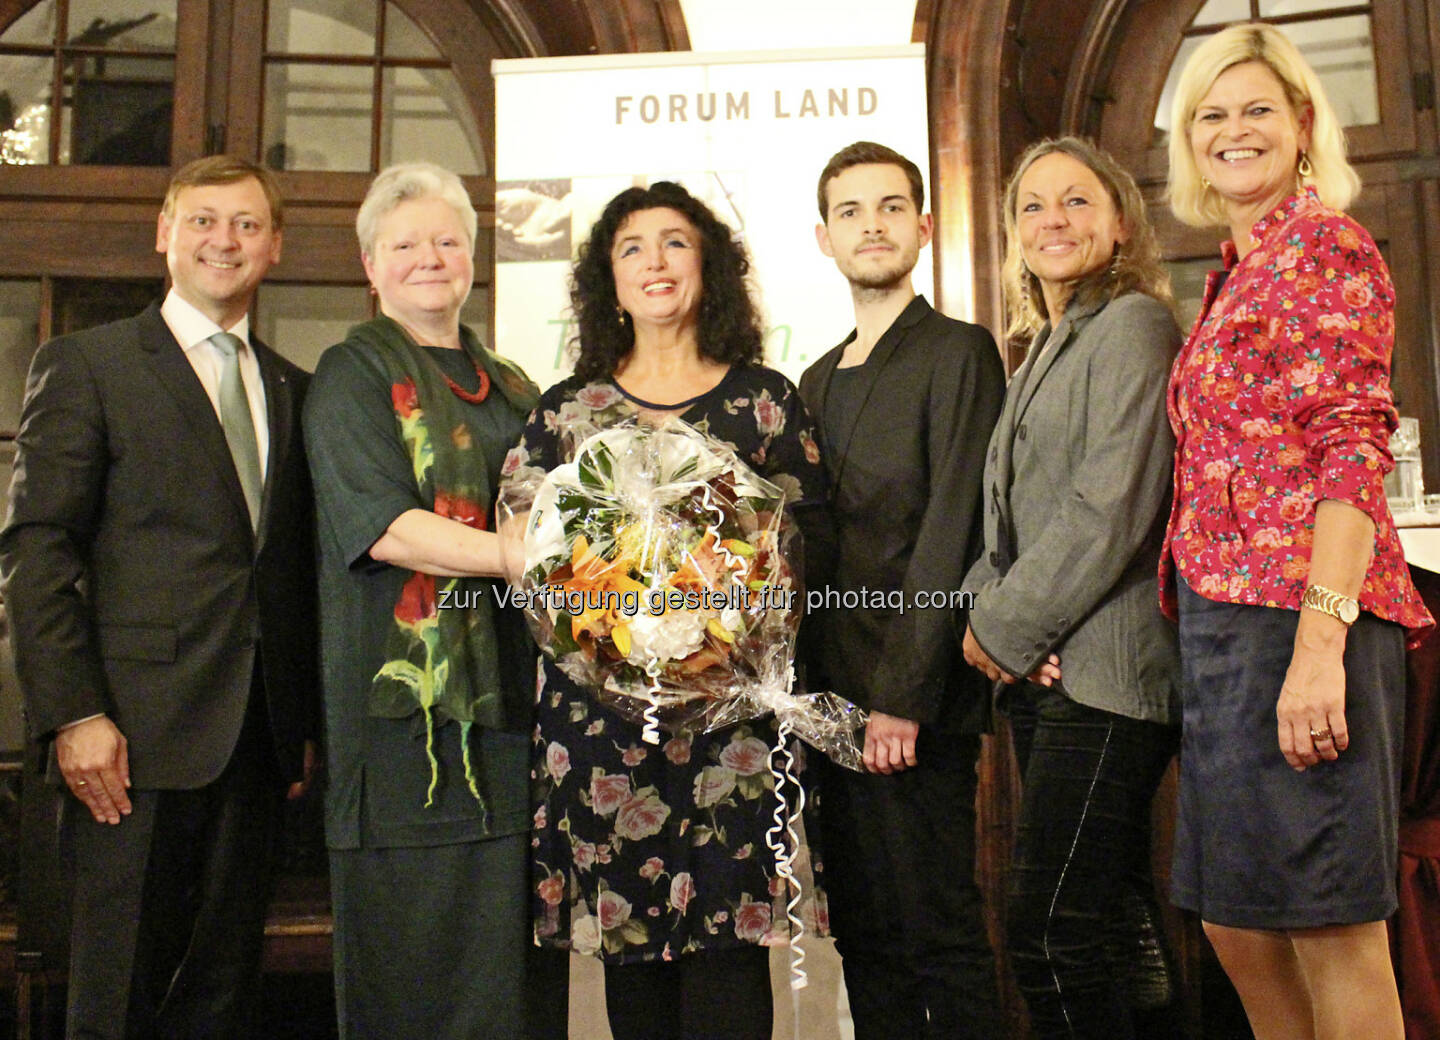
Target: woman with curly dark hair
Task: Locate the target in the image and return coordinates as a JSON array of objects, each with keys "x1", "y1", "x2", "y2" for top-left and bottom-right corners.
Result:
[
  {"x1": 568, "y1": 180, "x2": 764, "y2": 384},
  {"x1": 502, "y1": 181, "x2": 827, "y2": 1039}
]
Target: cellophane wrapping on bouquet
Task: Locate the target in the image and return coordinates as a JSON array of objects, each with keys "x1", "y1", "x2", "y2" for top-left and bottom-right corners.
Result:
[{"x1": 497, "y1": 415, "x2": 864, "y2": 770}]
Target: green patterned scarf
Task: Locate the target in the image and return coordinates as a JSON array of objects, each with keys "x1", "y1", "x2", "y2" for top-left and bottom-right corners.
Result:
[{"x1": 348, "y1": 314, "x2": 539, "y2": 812}]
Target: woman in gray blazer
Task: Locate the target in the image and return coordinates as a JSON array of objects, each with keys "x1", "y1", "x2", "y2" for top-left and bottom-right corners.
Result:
[{"x1": 960, "y1": 137, "x2": 1182, "y2": 1040}]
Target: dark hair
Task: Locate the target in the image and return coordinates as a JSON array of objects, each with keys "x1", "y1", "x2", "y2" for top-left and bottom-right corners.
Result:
[
  {"x1": 164, "y1": 154, "x2": 283, "y2": 230},
  {"x1": 570, "y1": 181, "x2": 764, "y2": 382},
  {"x1": 816, "y1": 141, "x2": 925, "y2": 221}
]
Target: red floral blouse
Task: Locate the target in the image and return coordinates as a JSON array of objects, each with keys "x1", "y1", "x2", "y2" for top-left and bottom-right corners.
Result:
[{"x1": 1160, "y1": 187, "x2": 1434, "y2": 646}]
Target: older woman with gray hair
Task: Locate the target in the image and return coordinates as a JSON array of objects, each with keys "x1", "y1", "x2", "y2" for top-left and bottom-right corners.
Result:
[{"x1": 304, "y1": 162, "x2": 566, "y2": 1038}]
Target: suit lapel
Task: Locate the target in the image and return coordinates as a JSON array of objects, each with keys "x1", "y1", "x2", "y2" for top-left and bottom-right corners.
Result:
[
  {"x1": 1012, "y1": 318, "x2": 1073, "y2": 428},
  {"x1": 991, "y1": 300, "x2": 1097, "y2": 552},
  {"x1": 252, "y1": 339, "x2": 290, "y2": 548},
  {"x1": 135, "y1": 304, "x2": 254, "y2": 541},
  {"x1": 819, "y1": 296, "x2": 927, "y2": 496},
  {"x1": 1012, "y1": 297, "x2": 1103, "y2": 428},
  {"x1": 990, "y1": 349, "x2": 1032, "y2": 514}
]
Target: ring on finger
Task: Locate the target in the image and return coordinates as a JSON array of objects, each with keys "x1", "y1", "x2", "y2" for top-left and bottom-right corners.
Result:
[{"x1": 1310, "y1": 726, "x2": 1334, "y2": 743}]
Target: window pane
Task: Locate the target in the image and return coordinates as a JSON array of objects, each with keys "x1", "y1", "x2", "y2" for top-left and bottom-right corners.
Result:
[
  {"x1": 383, "y1": 2, "x2": 440, "y2": 58},
  {"x1": 1152, "y1": 35, "x2": 1205, "y2": 143},
  {"x1": 66, "y1": 1, "x2": 177, "y2": 50},
  {"x1": 0, "y1": 53, "x2": 54, "y2": 164},
  {"x1": 263, "y1": 62, "x2": 373, "y2": 171},
  {"x1": 52, "y1": 278, "x2": 161, "y2": 336},
  {"x1": 255, "y1": 284, "x2": 370, "y2": 373},
  {"x1": 1259, "y1": 0, "x2": 1365, "y2": 14},
  {"x1": 1193, "y1": 0, "x2": 1251, "y2": 26},
  {"x1": 1284, "y1": 15, "x2": 1379, "y2": 127},
  {"x1": 379, "y1": 66, "x2": 483, "y2": 175},
  {"x1": 0, "y1": 280, "x2": 42, "y2": 436},
  {"x1": 267, "y1": 0, "x2": 376, "y2": 56},
  {"x1": 1153, "y1": 13, "x2": 1380, "y2": 141},
  {"x1": 1, "y1": 0, "x2": 57, "y2": 45},
  {"x1": 65, "y1": 55, "x2": 173, "y2": 165}
]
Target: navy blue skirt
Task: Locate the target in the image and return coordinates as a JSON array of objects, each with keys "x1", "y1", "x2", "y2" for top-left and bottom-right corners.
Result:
[{"x1": 1173, "y1": 579, "x2": 1404, "y2": 928}]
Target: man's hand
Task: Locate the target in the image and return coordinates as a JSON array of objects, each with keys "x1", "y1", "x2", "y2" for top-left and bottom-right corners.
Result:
[
  {"x1": 863, "y1": 711, "x2": 920, "y2": 774},
  {"x1": 56, "y1": 715, "x2": 132, "y2": 824},
  {"x1": 287, "y1": 739, "x2": 318, "y2": 800}
]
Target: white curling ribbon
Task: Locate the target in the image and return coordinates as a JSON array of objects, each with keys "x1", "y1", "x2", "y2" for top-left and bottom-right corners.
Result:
[
  {"x1": 765, "y1": 713, "x2": 809, "y2": 994},
  {"x1": 640, "y1": 661, "x2": 665, "y2": 746}
]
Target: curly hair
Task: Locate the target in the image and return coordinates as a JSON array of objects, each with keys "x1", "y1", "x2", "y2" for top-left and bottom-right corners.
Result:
[
  {"x1": 1002, "y1": 136, "x2": 1172, "y2": 339},
  {"x1": 569, "y1": 181, "x2": 764, "y2": 382}
]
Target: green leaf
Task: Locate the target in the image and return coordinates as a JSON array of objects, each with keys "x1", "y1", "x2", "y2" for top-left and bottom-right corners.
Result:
[
  {"x1": 552, "y1": 612, "x2": 579, "y2": 655},
  {"x1": 373, "y1": 660, "x2": 424, "y2": 691}
]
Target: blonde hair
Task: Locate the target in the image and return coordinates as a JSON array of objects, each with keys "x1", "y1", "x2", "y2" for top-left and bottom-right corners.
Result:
[
  {"x1": 1002, "y1": 136, "x2": 1172, "y2": 339},
  {"x1": 1167, "y1": 22, "x2": 1360, "y2": 227},
  {"x1": 356, "y1": 162, "x2": 476, "y2": 256}
]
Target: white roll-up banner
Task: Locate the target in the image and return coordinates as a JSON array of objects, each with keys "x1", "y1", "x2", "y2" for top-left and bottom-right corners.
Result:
[{"x1": 491, "y1": 45, "x2": 931, "y2": 389}]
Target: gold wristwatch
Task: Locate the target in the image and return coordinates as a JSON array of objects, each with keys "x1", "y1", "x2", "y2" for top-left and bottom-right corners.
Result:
[{"x1": 1301, "y1": 583, "x2": 1360, "y2": 625}]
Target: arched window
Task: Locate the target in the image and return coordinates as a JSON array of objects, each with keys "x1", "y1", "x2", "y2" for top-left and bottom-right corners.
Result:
[
  {"x1": 260, "y1": 0, "x2": 485, "y2": 175},
  {"x1": 1087, "y1": 0, "x2": 1439, "y2": 493},
  {"x1": 1153, "y1": 1, "x2": 1382, "y2": 152}
]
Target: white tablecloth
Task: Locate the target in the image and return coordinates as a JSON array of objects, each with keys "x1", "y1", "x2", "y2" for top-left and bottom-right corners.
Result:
[{"x1": 1399, "y1": 525, "x2": 1440, "y2": 574}]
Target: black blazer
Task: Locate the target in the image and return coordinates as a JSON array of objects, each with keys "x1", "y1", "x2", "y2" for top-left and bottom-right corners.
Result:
[
  {"x1": 0, "y1": 303, "x2": 319, "y2": 787},
  {"x1": 799, "y1": 296, "x2": 1005, "y2": 730}
]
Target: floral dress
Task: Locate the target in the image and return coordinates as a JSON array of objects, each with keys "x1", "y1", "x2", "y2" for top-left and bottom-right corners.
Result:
[{"x1": 502, "y1": 365, "x2": 828, "y2": 963}]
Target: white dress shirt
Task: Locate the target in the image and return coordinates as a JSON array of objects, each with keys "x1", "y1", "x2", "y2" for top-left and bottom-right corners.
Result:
[{"x1": 160, "y1": 289, "x2": 270, "y2": 480}]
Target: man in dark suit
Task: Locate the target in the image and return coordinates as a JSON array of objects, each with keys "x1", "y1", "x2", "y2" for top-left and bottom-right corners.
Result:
[
  {"x1": 799, "y1": 141, "x2": 1006, "y2": 1039},
  {"x1": 0, "y1": 155, "x2": 318, "y2": 1040}
]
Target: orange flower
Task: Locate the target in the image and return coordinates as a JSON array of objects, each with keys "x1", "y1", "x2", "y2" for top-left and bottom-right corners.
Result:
[{"x1": 552, "y1": 535, "x2": 646, "y2": 644}]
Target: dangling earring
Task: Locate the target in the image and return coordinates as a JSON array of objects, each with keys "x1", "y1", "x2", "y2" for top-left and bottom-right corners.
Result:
[
  {"x1": 1297, "y1": 152, "x2": 1314, "y2": 178},
  {"x1": 616, "y1": 303, "x2": 628, "y2": 326}
]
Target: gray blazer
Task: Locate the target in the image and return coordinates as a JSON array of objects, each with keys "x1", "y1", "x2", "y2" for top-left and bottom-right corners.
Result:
[{"x1": 961, "y1": 291, "x2": 1182, "y2": 724}]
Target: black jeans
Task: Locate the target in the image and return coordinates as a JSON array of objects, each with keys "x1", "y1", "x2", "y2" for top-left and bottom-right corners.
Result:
[
  {"x1": 818, "y1": 733, "x2": 1002, "y2": 1039},
  {"x1": 1006, "y1": 685, "x2": 1180, "y2": 1040}
]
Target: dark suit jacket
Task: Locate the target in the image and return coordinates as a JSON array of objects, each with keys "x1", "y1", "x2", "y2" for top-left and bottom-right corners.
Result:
[
  {"x1": 799, "y1": 295, "x2": 1005, "y2": 731},
  {"x1": 0, "y1": 302, "x2": 319, "y2": 788}
]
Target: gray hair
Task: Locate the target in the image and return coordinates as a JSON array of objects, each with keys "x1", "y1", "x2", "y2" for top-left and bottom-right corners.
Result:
[{"x1": 356, "y1": 161, "x2": 477, "y2": 256}]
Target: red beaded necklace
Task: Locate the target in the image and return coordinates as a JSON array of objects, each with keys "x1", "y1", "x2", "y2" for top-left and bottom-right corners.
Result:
[{"x1": 444, "y1": 361, "x2": 490, "y2": 404}]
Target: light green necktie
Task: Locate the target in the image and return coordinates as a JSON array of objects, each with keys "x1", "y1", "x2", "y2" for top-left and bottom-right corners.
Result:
[{"x1": 210, "y1": 332, "x2": 262, "y2": 529}]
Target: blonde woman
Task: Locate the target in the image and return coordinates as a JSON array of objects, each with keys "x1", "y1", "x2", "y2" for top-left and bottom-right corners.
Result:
[
  {"x1": 1163, "y1": 24, "x2": 1433, "y2": 1040},
  {"x1": 961, "y1": 137, "x2": 1182, "y2": 1039}
]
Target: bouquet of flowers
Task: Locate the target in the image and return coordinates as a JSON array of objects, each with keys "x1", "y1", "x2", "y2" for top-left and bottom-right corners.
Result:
[{"x1": 498, "y1": 415, "x2": 864, "y2": 768}]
